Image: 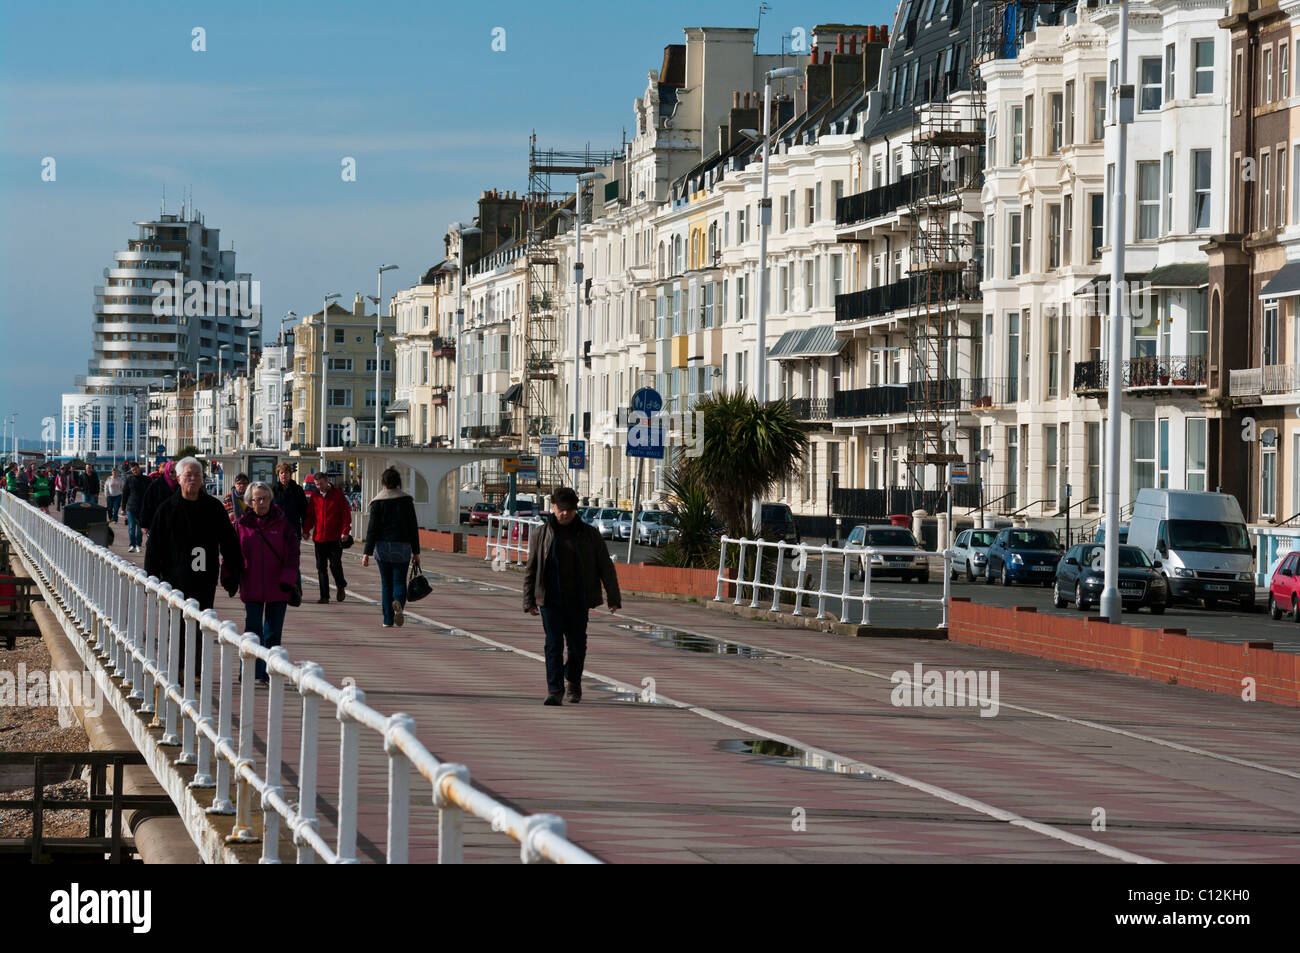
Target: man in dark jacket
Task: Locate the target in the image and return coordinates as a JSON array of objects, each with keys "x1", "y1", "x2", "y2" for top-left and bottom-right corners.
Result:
[
  {"x1": 139, "y1": 460, "x2": 179, "y2": 532},
  {"x1": 79, "y1": 464, "x2": 100, "y2": 504},
  {"x1": 272, "y1": 464, "x2": 308, "y2": 535},
  {"x1": 523, "y1": 486, "x2": 621, "y2": 706},
  {"x1": 121, "y1": 462, "x2": 152, "y2": 553},
  {"x1": 144, "y1": 457, "x2": 241, "y2": 683}
]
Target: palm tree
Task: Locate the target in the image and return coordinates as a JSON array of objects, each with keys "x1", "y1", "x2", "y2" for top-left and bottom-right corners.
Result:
[
  {"x1": 680, "y1": 390, "x2": 807, "y2": 539},
  {"x1": 652, "y1": 465, "x2": 719, "y2": 569}
]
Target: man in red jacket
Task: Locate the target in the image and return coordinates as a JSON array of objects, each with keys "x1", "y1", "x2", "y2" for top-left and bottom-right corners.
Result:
[{"x1": 301, "y1": 470, "x2": 352, "y2": 603}]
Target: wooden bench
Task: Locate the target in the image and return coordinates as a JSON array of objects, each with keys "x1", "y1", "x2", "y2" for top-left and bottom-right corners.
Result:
[{"x1": 0, "y1": 574, "x2": 42, "y2": 651}]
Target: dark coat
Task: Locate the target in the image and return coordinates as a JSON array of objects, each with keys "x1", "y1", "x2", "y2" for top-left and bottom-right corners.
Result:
[
  {"x1": 139, "y1": 472, "x2": 178, "y2": 530},
  {"x1": 234, "y1": 504, "x2": 300, "y2": 604},
  {"x1": 144, "y1": 491, "x2": 241, "y2": 609},
  {"x1": 272, "y1": 479, "x2": 308, "y2": 533},
  {"x1": 80, "y1": 469, "x2": 100, "y2": 496},
  {"x1": 523, "y1": 514, "x2": 621, "y2": 611},
  {"x1": 122, "y1": 472, "x2": 152, "y2": 516},
  {"x1": 363, "y1": 489, "x2": 421, "y2": 556}
]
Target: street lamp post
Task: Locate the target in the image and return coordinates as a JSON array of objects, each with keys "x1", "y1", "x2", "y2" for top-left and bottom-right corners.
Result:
[
  {"x1": 217, "y1": 344, "x2": 232, "y2": 454},
  {"x1": 375, "y1": 265, "x2": 398, "y2": 447},
  {"x1": 751, "y1": 65, "x2": 800, "y2": 405},
  {"x1": 451, "y1": 224, "x2": 480, "y2": 452},
  {"x1": 320, "y1": 292, "x2": 342, "y2": 471},
  {"x1": 245, "y1": 329, "x2": 260, "y2": 449},
  {"x1": 573, "y1": 172, "x2": 605, "y2": 498},
  {"x1": 1102, "y1": 2, "x2": 1133, "y2": 624}
]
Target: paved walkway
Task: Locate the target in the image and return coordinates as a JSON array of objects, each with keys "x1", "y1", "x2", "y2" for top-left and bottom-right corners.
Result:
[{"x1": 97, "y1": 523, "x2": 1300, "y2": 863}]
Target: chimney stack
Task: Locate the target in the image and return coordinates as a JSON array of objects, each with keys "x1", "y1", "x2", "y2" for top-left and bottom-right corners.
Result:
[{"x1": 836, "y1": 33, "x2": 844, "y2": 54}]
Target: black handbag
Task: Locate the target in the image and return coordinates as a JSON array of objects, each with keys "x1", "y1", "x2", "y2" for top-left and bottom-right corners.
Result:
[{"x1": 406, "y1": 564, "x2": 432, "y2": 602}]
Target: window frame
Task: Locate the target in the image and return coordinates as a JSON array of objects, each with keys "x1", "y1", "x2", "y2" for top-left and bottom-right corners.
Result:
[
  {"x1": 1140, "y1": 56, "x2": 1163, "y2": 111},
  {"x1": 1136, "y1": 160, "x2": 1161, "y2": 241},
  {"x1": 1191, "y1": 149, "x2": 1212, "y2": 231},
  {"x1": 1050, "y1": 92, "x2": 1063, "y2": 154},
  {"x1": 1165, "y1": 43, "x2": 1176, "y2": 101},
  {"x1": 1194, "y1": 39, "x2": 1214, "y2": 96},
  {"x1": 1009, "y1": 211, "x2": 1022, "y2": 278}
]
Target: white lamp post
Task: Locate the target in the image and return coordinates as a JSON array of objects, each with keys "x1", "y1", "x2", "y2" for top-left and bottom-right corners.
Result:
[
  {"x1": 217, "y1": 344, "x2": 232, "y2": 453},
  {"x1": 374, "y1": 264, "x2": 398, "y2": 446},
  {"x1": 1102, "y1": 1, "x2": 1133, "y2": 624},
  {"x1": 194, "y1": 357, "x2": 211, "y2": 453},
  {"x1": 573, "y1": 172, "x2": 605, "y2": 456},
  {"x1": 748, "y1": 65, "x2": 801, "y2": 405},
  {"x1": 320, "y1": 292, "x2": 342, "y2": 470},
  {"x1": 245, "y1": 329, "x2": 260, "y2": 449}
]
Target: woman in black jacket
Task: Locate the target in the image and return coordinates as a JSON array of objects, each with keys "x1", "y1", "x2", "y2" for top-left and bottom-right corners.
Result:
[{"x1": 361, "y1": 467, "x2": 421, "y2": 627}]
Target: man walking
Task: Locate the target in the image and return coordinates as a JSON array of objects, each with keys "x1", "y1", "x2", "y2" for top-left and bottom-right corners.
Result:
[
  {"x1": 301, "y1": 470, "x2": 351, "y2": 603},
  {"x1": 79, "y1": 464, "x2": 100, "y2": 504},
  {"x1": 144, "y1": 457, "x2": 242, "y2": 683},
  {"x1": 523, "y1": 486, "x2": 621, "y2": 706},
  {"x1": 121, "y1": 461, "x2": 151, "y2": 553},
  {"x1": 223, "y1": 472, "x2": 251, "y2": 522},
  {"x1": 272, "y1": 463, "x2": 308, "y2": 536}
]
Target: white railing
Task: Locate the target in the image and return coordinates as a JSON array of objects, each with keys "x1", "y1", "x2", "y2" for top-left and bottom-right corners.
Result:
[
  {"x1": 1230, "y1": 363, "x2": 1300, "y2": 398},
  {"x1": 714, "y1": 537, "x2": 952, "y2": 628},
  {"x1": 0, "y1": 490, "x2": 599, "y2": 865},
  {"x1": 484, "y1": 514, "x2": 544, "y2": 566}
]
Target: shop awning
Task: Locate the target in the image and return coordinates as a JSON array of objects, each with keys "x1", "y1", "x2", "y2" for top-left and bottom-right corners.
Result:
[
  {"x1": 385, "y1": 399, "x2": 409, "y2": 414},
  {"x1": 501, "y1": 383, "x2": 523, "y2": 404},
  {"x1": 769, "y1": 325, "x2": 847, "y2": 361},
  {"x1": 1261, "y1": 261, "x2": 1300, "y2": 299},
  {"x1": 1145, "y1": 262, "x2": 1208, "y2": 289}
]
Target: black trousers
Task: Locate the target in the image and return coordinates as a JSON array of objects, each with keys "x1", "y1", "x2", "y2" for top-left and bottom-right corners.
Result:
[
  {"x1": 314, "y1": 540, "x2": 346, "y2": 598},
  {"x1": 540, "y1": 601, "x2": 589, "y2": 695}
]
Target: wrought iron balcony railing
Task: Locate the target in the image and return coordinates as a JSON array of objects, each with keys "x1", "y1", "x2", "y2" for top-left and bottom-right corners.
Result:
[
  {"x1": 1074, "y1": 355, "x2": 1208, "y2": 392},
  {"x1": 835, "y1": 265, "x2": 980, "y2": 323}
]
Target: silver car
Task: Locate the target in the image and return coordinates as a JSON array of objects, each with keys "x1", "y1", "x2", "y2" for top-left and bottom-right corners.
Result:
[
  {"x1": 592, "y1": 508, "x2": 621, "y2": 538},
  {"x1": 952, "y1": 528, "x2": 999, "y2": 582},
  {"x1": 635, "y1": 510, "x2": 674, "y2": 545},
  {"x1": 842, "y1": 524, "x2": 930, "y2": 583},
  {"x1": 613, "y1": 509, "x2": 634, "y2": 539}
]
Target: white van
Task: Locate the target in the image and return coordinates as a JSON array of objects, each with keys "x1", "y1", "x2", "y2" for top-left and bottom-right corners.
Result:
[{"x1": 1126, "y1": 489, "x2": 1256, "y2": 610}]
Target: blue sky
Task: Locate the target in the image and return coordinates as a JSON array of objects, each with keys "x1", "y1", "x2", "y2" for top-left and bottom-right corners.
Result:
[{"x1": 0, "y1": 0, "x2": 892, "y2": 441}]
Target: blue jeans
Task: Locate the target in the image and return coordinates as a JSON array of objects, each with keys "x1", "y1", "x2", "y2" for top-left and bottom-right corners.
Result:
[
  {"x1": 126, "y1": 510, "x2": 142, "y2": 548},
  {"x1": 378, "y1": 560, "x2": 407, "y2": 625},
  {"x1": 244, "y1": 600, "x2": 289, "y2": 681},
  {"x1": 107, "y1": 495, "x2": 122, "y2": 522}
]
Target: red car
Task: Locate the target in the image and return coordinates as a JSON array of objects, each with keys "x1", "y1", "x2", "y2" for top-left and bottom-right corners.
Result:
[
  {"x1": 468, "y1": 502, "x2": 499, "y2": 526},
  {"x1": 1268, "y1": 551, "x2": 1300, "y2": 620}
]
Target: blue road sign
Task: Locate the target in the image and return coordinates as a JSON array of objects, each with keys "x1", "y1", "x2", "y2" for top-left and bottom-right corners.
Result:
[
  {"x1": 630, "y1": 387, "x2": 662, "y2": 414},
  {"x1": 626, "y1": 409, "x2": 665, "y2": 460},
  {"x1": 568, "y1": 439, "x2": 586, "y2": 470}
]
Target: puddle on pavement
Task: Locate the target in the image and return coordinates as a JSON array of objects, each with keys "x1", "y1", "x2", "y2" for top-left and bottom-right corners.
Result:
[
  {"x1": 589, "y1": 684, "x2": 673, "y2": 706},
  {"x1": 717, "y1": 738, "x2": 885, "y2": 779},
  {"x1": 614, "y1": 623, "x2": 781, "y2": 659}
]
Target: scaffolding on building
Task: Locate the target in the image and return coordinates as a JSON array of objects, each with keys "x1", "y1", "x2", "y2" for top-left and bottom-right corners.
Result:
[
  {"x1": 904, "y1": 49, "x2": 986, "y2": 494},
  {"x1": 525, "y1": 135, "x2": 622, "y2": 494}
]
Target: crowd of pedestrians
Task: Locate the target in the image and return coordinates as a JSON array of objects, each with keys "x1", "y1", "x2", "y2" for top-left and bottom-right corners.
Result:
[{"x1": 5, "y1": 456, "x2": 605, "y2": 705}]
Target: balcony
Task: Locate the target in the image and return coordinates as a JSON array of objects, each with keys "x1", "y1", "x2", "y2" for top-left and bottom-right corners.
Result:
[
  {"x1": 1229, "y1": 363, "x2": 1300, "y2": 398},
  {"x1": 462, "y1": 420, "x2": 516, "y2": 441},
  {"x1": 787, "y1": 397, "x2": 832, "y2": 422},
  {"x1": 835, "y1": 266, "x2": 980, "y2": 324},
  {"x1": 1073, "y1": 355, "x2": 1208, "y2": 393},
  {"x1": 526, "y1": 354, "x2": 557, "y2": 379},
  {"x1": 836, "y1": 160, "x2": 985, "y2": 228},
  {"x1": 431, "y1": 337, "x2": 456, "y2": 358},
  {"x1": 430, "y1": 386, "x2": 449, "y2": 406}
]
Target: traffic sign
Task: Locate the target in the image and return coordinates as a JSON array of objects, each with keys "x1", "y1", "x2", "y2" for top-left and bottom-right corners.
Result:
[
  {"x1": 539, "y1": 435, "x2": 559, "y2": 456},
  {"x1": 567, "y1": 440, "x2": 586, "y2": 470},
  {"x1": 627, "y1": 409, "x2": 665, "y2": 460},
  {"x1": 503, "y1": 455, "x2": 520, "y2": 473},
  {"x1": 518, "y1": 454, "x2": 538, "y2": 480},
  {"x1": 630, "y1": 387, "x2": 662, "y2": 414},
  {"x1": 949, "y1": 462, "x2": 969, "y2": 485}
]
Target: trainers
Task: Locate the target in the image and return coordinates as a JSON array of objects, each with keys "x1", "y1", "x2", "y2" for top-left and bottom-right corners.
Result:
[
  {"x1": 565, "y1": 683, "x2": 582, "y2": 704},
  {"x1": 392, "y1": 601, "x2": 404, "y2": 627},
  {"x1": 337, "y1": 585, "x2": 347, "y2": 602},
  {"x1": 382, "y1": 623, "x2": 393, "y2": 628},
  {"x1": 543, "y1": 693, "x2": 563, "y2": 706}
]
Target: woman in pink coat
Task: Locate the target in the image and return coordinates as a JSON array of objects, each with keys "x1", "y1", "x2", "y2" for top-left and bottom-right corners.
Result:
[{"x1": 234, "y1": 481, "x2": 300, "y2": 683}]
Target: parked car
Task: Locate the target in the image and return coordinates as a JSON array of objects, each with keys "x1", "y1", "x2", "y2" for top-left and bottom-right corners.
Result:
[
  {"x1": 578, "y1": 506, "x2": 598, "y2": 523},
  {"x1": 1127, "y1": 488, "x2": 1255, "y2": 611},
  {"x1": 1267, "y1": 550, "x2": 1300, "y2": 621},
  {"x1": 467, "y1": 502, "x2": 500, "y2": 526},
  {"x1": 1093, "y1": 523, "x2": 1130, "y2": 544},
  {"x1": 757, "y1": 502, "x2": 800, "y2": 544},
  {"x1": 843, "y1": 524, "x2": 929, "y2": 583},
  {"x1": 951, "y1": 528, "x2": 998, "y2": 582},
  {"x1": 1053, "y1": 543, "x2": 1168, "y2": 613},
  {"x1": 592, "y1": 508, "x2": 622, "y2": 539},
  {"x1": 984, "y1": 528, "x2": 1062, "y2": 585},
  {"x1": 613, "y1": 509, "x2": 635, "y2": 539},
  {"x1": 634, "y1": 510, "x2": 672, "y2": 545}
]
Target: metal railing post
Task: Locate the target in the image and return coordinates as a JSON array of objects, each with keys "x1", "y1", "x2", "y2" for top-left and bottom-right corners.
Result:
[
  {"x1": 209, "y1": 623, "x2": 238, "y2": 815},
  {"x1": 335, "y1": 683, "x2": 365, "y2": 863},
  {"x1": 228, "y1": 633, "x2": 261, "y2": 842},
  {"x1": 160, "y1": 589, "x2": 181, "y2": 746},
  {"x1": 522, "y1": 814, "x2": 566, "y2": 865},
  {"x1": 862, "y1": 549, "x2": 872, "y2": 626},
  {"x1": 732, "y1": 539, "x2": 746, "y2": 605},
  {"x1": 839, "y1": 550, "x2": 850, "y2": 623},
  {"x1": 770, "y1": 542, "x2": 785, "y2": 611},
  {"x1": 384, "y1": 712, "x2": 415, "y2": 865},
  {"x1": 190, "y1": 610, "x2": 220, "y2": 788},
  {"x1": 178, "y1": 599, "x2": 201, "y2": 765},
  {"x1": 714, "y1": 540, "x2": 727, "y2": 601},
  {"x1": 296, "y1": 661, "x2": 324, "y2": 864},
  {"x1": 815, "y1": 546, "x2": 830, "y2": 620},
  {"x1": 434, "y1": 763, "x2": 470, "y2": 864},
  {"x1": 941, "y1": 549, "x2": 951, "y2": 629},
  {"x1": 749, "y1": 542, "x2": 764, "y2": 609},
  {"x1": 260, "y1": 646, "x2": 290, "y2": 864}
]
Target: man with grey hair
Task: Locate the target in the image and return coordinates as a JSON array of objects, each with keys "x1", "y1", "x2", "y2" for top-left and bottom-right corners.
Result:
[{"x1": 145, "y1": 457, "x2": 242, "y2": 682}]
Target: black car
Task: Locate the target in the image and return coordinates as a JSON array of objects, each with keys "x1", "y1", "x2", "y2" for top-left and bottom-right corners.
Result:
[
  {"x1": 1053, "y1": 543, "x2": 1169, "y2": 613},
  {"x1": 984, "y1": 528, "x2": 1062, "y2": 585}
]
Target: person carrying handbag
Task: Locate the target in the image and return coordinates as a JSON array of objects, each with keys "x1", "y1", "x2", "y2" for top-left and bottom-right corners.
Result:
[
  {"x1": 233, "y1": 481, "x2": 301, "y2": 683},
  {"x1": 362, "y1": 467, "x2": 421, "y2": 627}
]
